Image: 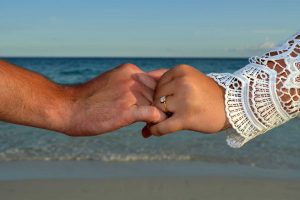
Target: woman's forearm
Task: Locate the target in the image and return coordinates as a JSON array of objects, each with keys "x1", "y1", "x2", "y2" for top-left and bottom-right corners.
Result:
[{"x1": 208, "y1": 32, "x2": 300, "y2": 148}]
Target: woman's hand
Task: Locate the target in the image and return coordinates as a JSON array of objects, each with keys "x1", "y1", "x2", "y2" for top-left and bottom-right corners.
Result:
[{"x1": 143, "y1": 64, "x2": 230, "y2": 137}]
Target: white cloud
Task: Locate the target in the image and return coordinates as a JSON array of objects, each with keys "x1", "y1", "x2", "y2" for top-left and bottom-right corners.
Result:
[
  {"x1": 251, "y1": 29, "x2": 289, "y2": 34},
  {"x1": 258, "y1": 41, "x2": 276, "y2": 49},
  {"x1": 224, "y1": 40, "x2": 277, "y2": 57}
]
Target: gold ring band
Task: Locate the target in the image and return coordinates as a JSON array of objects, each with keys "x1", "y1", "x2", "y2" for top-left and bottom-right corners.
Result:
[{"x1": 160, "y1": 95, "x2": 169, "y2": 113}]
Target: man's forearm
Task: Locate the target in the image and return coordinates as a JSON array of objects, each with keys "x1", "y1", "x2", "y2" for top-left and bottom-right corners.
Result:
[
  {"x1": 0, "y1": 60, "x2": 73, "y2": 132},
  {"x1": 0, "y1": 61, "x2": 165, "y2": 137}
]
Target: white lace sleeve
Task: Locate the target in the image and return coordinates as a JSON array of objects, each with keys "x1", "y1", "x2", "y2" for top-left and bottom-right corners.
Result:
[{"x1": 208, "y1": 32, "x2": 300, "y2": 148}]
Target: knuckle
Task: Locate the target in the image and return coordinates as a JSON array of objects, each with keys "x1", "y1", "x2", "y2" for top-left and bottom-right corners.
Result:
[
  {"x1": 149, "y1": 107, "x2": 161, "y2": 121},
  {"x1": 123, "y1": 78, "x2": 135, "y2": 87},
  {"x1": 174, "y1": 64, "x2": 192, "y2": 72},
  {"x1": 119, "y1": 63, "x2": 139, "y2": 72},
  {"x1": 146, "y1": 106, "x2": 156, "y2": 116},
  {"x1": 182, "y1": 77, "x2": 197, "y2": 92},
  {"x1": 179, "y1": 76, "x2": 190, "y2": 84},
  {"x1": 118, "y1": 77, "x2": 136, "y2": 91},
  {"x1": 119, "y1": 92, "x2": 135, "y2": 108},
  {"x1": 175, "y1": 76, "x2": 190, "y2": 89}
]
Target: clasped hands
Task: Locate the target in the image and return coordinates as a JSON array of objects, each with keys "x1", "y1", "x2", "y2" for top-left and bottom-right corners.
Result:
[{"x1": 62, "y1": 63, "x2": 229, "y2": 138}]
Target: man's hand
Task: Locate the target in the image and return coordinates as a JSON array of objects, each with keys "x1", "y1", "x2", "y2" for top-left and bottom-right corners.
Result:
[
  {"x1": 142, "y1": 64, "x2": 230, "y2": 137},
  {"x1": 63, "y1": 63, "x2": 167, "y2": 136},
  {"x1": 0, "y1": 61, "x2": 166, "y2": 136}
]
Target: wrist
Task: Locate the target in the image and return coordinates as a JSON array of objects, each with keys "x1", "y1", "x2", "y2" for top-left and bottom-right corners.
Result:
[
  {"x1": 219, "y1": 85, "x2": 231, "y2": 130},
  {"x1": 44, "y1": 85, "x2": 77, "y2": 134},
  {"x1": 208, "y1": 76, "x2": 232, "y2": 131}
]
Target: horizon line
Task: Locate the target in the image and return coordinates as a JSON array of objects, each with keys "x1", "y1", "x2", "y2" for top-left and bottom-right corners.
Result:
[{"x1": 1, "y1": 56, "x2": 249, "y2": 59}]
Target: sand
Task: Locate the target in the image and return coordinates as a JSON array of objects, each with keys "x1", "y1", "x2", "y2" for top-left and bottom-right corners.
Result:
[
  {"x1": 0, "y1": 161, "x2": 299, "y2": 200},
  {"x1": 1, "y1": 177, "x2": 300, "y2": 200}
]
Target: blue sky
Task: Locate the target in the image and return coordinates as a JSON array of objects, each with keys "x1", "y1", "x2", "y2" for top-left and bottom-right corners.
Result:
[{"x1": 0, "y1": 0, "x2": 298, "y2": 57}]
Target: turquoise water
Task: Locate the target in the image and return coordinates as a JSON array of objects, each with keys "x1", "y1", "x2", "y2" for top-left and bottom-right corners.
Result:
[{"x1": 0, "y1": 58, "x2": 299, "y2": 170}]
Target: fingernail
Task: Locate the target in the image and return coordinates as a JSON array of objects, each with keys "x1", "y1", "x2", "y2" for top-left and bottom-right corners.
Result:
[{"x1": 142, "y1": 126, "x2": 152, "y2": 138}]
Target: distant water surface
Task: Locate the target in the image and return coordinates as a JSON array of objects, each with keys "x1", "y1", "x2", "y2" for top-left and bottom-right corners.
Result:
[{"x1": 0, "y1": 57, "x2": 299, "y2": 170}]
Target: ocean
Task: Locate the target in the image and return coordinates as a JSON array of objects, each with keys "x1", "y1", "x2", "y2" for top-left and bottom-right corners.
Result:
[{"x1": 0, "y1": 57, "x2": 299, "y2": 171}]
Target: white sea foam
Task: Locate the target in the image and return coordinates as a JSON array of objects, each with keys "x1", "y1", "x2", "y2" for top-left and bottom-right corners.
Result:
[{"x1": 0, "y1": 148, "x2": 191, "y2": 162}]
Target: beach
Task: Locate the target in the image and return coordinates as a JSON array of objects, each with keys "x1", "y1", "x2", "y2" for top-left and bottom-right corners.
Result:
[
  {"x1": 0, "y1": 161, "x2": 300, "y2": 200},
  {"x1": 1, "y1": 58, "x2": 300, "y2": 199},
  {"x1": 1, "y1": 0, "x2": 300, "y2": 196},
  {"x1": 2, "y1": 178, "x2": 300, "y2": 200}
]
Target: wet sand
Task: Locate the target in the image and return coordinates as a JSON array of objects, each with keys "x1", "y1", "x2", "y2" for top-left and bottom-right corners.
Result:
[
  {"x1": 1, "y1": 177, "x2": 300, "y2": 200},
  {"x1": 0, "y1": 161, "x2": 299, "y2": 200}
]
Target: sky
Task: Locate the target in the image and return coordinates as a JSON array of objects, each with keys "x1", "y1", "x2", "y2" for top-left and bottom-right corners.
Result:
[{"x1": 0, "y1": 0, "x2": 298, "y2": 57}]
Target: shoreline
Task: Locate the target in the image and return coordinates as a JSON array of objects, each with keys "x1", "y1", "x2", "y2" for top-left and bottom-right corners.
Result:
[
  {"x1": 1, "y1": 177, "x2": 300, "y2": 200},
  {"x1": 0, "y1": 160, "x2": 300, "y2": 181},
  {"x1": 0, "y1": 161, "x2": 299, "y2": 199}
]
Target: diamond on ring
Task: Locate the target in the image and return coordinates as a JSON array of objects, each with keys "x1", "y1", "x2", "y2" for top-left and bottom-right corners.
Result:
[{"x1": 160, "y1": 96, "x2": 166, "y2": 103}]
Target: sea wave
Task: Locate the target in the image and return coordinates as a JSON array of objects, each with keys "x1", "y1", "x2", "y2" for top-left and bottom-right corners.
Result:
[{"x1": 0, "y1": 148, "x2": 191, "y2": 162}]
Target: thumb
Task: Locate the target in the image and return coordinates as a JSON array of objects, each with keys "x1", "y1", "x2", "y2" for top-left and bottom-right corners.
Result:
[
  {"x1": 147, "y1": 68, "x2": 169, "y2": 81},
  {"x1": 132, "y1": 105, "x2": 167, "y2": 123}
]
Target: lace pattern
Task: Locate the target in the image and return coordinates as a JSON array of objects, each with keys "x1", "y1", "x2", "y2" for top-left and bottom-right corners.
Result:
[{"x1": 208, "y1": 32, "x2": 300, "y2": 148}]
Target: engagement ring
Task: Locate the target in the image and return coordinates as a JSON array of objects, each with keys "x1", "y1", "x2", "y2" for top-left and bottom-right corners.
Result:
[{"x1": 160, "y1": 95, "x2": 169, "y2": 113}]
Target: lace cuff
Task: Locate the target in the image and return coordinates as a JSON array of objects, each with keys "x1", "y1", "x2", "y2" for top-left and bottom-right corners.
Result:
[{"x1": 208, "y1": 32, "x2": 300, "y2": 148}]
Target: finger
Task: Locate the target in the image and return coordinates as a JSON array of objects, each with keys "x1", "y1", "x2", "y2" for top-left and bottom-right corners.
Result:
[
  {"x1": 153, "y1": 80, "x2": 176, "y2": 101},
  {"x1": 153, "y1": 94, "x2": 177, "y2": 113},
  {"x1": 131, "y1": 80, "x2": 153, "y2": 104},
  {"x1": 157, "y1": 65, "x2": 192, "y2": 88},
  {"x1": 156, "y1": 69, "x2": 176, "y2": 88},
  {"x1": 135, "y1": 94, "x2": 151, "y2": 106},
  {"x1": 137, "y1": 82, "x2": 154, "y2": 103},
  {"x1": 147, "y1": 68, "x2": 169, "y2": 81},
  {"x1": 132, "y1": 105, "x2": 167, "y2": 124},
  {"x1": 142, "y1": 125, "x2": 152, "y2": 138},
  {"x1": 148, "y1": 115, "x2": 183, "y2": 136},
  {"x1": 136, "y1": 73, "x2": 157, "y2": 90}
]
